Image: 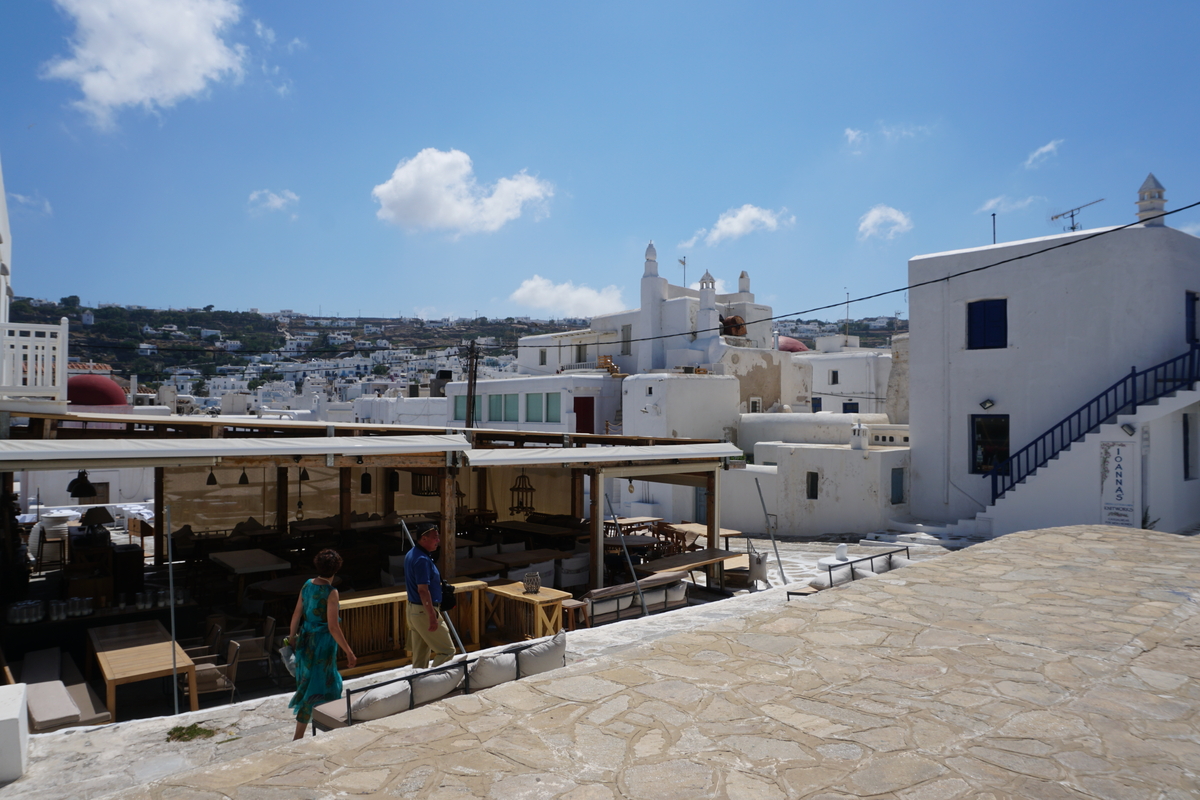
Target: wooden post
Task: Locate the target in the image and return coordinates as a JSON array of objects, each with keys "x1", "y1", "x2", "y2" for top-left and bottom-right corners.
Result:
[
  {"x1": 706, "y1": 470, "x2": 718, "y2": 550},
  {"x1": 275, "y1": 467, "x2": 289, "y2": 534},
  {"x1": 154, "y1": 467, "x2": 165, "y2": 566},
  {"x1": 475, "y1": 468, "x2": 488, "y2": 515},
  {"x1": 571, "y1": 469, "x2": 584, "y2": 518},
  {"x1": 383, "y1": 470, "x2": 396, "y2": 518},
  {"x1": 339, "y1": 468, "x2": 351, "y2": 531},
  {"x1": 589, "y1": 469, "x2": 603, "y2": 589},
  {"x1": 440, "y1": 470, "x2": 457, "y2": 579}
]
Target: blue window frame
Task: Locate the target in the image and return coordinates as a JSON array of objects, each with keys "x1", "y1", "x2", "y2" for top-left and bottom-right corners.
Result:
[{"x1": 967, "y1": 299, "x2": 1007, "y2": 350}]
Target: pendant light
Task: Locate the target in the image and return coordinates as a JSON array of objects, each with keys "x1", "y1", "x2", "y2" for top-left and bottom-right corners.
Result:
[
  {"x1": 508, "y1": 469, "x2": 535, "y2": 517},
  {"x1": 206, "y1": 467, "x2": 218, "y2": 486},
  {"x1": 238, "y1": 468, "x2": 249, "y2": 485}
]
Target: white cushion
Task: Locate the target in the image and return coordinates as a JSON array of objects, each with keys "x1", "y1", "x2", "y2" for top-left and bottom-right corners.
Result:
[
  {"x1": 665, "y1": 582, "x2": 688, "y2": 604},
  {"x1": 411, "y1": 663, "x2": 465, "y2": 706},
  {"x1": 887, "y1": 556, "x2": 916, "y2": 569},
  {"x1": 25, "y1": 682, "x2": 80, "y2": 732},
  {"x1": 467, "y1": 651, "x2": 518, "y2": 690},
  {"x1": 516, "y1": 630, "x2": 566, "y2": 678},
  {"x1": 350, "y1": 679, "x2": 411, "y2": 721},
  {"x1": 641, "y1": 588, "x2": 666, "y2": 607}
]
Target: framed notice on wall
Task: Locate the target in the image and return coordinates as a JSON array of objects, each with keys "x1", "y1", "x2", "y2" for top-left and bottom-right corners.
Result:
[{"x1": 1100, "y1": 441, "x2": 1138, "y2": 527}]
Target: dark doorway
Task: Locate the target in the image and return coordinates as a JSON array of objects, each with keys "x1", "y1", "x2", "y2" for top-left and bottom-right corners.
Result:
[
  {"x1": 970, "y1": 415, "x2": 1010, "y2": 474},
  {"x1": 573, "y1": 396, "x2": 595, "y2": 434}
]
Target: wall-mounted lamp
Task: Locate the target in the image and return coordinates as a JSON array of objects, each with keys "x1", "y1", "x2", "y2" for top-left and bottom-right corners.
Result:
[
  {"x1": 238, "y1": 468, "x2": 249, "y2": 485},
  {"x1": 206, "y1": 467, "x2": 218, "y2": 486},
  {"x1": 979, "y1": 399, "x2": 995, "y2": 410},
  {"x1": 1121, "y1": 423, "x2": 1137, "y2": 436}
]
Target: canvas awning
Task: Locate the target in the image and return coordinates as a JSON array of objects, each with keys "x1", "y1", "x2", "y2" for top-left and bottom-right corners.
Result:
[
  {"x1": 0, "y1": 434, "x2": 469, "y2": 471},
  {"x1": 463, "y1": 442, "x2": 742, "y2": 468}
]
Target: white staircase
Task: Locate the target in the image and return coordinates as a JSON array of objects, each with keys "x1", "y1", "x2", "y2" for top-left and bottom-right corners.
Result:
[{"x1": 867, "y1": 386, "x2": 1200, "y2": 548}]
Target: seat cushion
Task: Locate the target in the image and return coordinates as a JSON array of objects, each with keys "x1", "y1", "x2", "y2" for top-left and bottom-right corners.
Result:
[
  {"x1": 467, "y1": 651, "x2": 517, "y2": 690},
  {"x1": 516, "y1": 630, "x2": 566, "y2": 678},
  {"x1": 350, "y1": 679, "x2": 411, "y2": 721},
  {"x1": 25, "y1": 681, "x2": 80, "y2": 732},
  {"x1": 59, "y1": 654, "x2": 110, "y2": 727},
  {"x1": 411, "y1": 663, "x2": 465, "y2": 706}
]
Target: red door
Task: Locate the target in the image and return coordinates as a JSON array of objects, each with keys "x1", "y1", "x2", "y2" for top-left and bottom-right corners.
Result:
[{"x1": 573, "y1": 396, "x2": 595, "y2": 434}]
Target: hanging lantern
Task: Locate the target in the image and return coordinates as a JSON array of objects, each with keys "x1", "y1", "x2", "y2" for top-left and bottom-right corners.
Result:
[
  {"x1": 508, "y1": 469, "x2": 535, "y2": 517},
  {"x1": 411, "y1": 472, "x2": 439, "y2": 497},
  {"x1": 238, "y1": 468, "x2": 250, "y2": 485},
  {"x1": 361, "y1": 470, "x2": 372, "y2": 494},
  {"x1": 387, "y1": 470, "x2": 400, "y2": 493},
  {"x1": 206, "y1": 467, "x2": 219, "y2": 486}
]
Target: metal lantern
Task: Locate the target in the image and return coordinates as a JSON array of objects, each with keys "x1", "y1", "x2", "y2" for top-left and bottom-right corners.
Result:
[
  {"x1": 412, "y1": 472, "x2": 439, "y2": 497},
  {"x1": 508, "y1": 469, "x2": 535, "y2": 517}
]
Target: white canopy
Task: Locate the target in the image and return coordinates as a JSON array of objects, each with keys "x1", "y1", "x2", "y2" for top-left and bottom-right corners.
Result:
[
  {"x1": 0, "y1": 434, "x2": 469, "y2": 471},
  {"x1": 463, "y1": 442, "x2": 741, "y2": 468}
]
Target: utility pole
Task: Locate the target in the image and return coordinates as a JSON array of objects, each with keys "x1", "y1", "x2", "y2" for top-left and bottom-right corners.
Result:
[
  {"x1": 992, "y1": 213, "x2": 996, "y2": 244},
  {"x1": 464, "y1": 340, "x2": 479, "y2": 429}
]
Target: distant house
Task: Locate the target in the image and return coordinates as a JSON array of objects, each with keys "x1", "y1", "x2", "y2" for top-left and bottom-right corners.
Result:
[{"x1": 137, "y1": 343, "x2": 157, "y2": 356}]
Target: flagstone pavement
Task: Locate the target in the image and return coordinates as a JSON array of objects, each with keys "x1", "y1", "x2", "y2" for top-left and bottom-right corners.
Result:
[{"x1": 9, "y1": 525, "x2": 1200, "y2": 799}]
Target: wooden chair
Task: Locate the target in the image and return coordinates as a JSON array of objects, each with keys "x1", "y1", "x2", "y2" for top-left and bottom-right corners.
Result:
[
  {"x1": 231, "y1": 617, "x2": 275, "y2": 678},
  {"x1": 182, "y1": 641, "x2": 241, "y2": 706},
  {"x1": 181, "y1": 624, "x2": 223, "y2": 665},
  {"x1": 34, "y1": 525, "x2": 66, "y2": 574}
]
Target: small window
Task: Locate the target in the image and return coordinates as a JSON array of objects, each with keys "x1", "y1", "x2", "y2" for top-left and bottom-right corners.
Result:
[
  {"x1": 453, "y1": 395, "x2": 467, "y2": 421},
  {"x1": 811, "y1": 397, "x2": 822, "y2": 412},
  {"x1": 842, "y1": 402, "x2": 859, "y2": 413},
  {"x1": 546, "y1": 392, "x2": 561, "y2": 423},
  {"x1": 621, "y1": 324, "x2": 632, "y2": 356},
  {"x1": 526, "y1": 392, "x2": 543, "y2": 423},
  {"x1": 538, "y1": 348, "x2": 547, "y2": 366},
  {"x1": 488, "y1": 394, "x2": 503, "y2": 422},
  {"x1": 890, "y1": 468, "x2": 905, "y2": 504},
  {"x1": 971, "y1": 414, "x2": 1010, "y2": 474},
  {"x1": 830, "y1": 370, "x2": 840, "y2": 385},
  {"x1": 806, "y1": 471, "x2": 819, "y2": 500},
  {"x1": 504, "y1": 394, "x2": 519, "y2": 422},
  {"x1": 575, "y1": 343, "x2": 588, "y2": 363},
  {"x1": 646, "y1": 386, "x2": 653, "y2": 396},
  {"x1": 967, "y1": 299, "x2": 1007, "y2": 350},
  {"x1": 749, "y1": 397, "x2": 762, "y2": 413}
]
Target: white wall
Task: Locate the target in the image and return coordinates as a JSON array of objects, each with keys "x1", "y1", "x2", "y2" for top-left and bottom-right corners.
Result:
[
  {"x1": 621, "y1": 374, "x2": 740, "y2": 442},
  {"x1": 721, "y1": 444, "x2": 910, "y2": 536},
  {"x1": 738, "y1": 412, "x2": 890, "y2": 454},
  {"x1": 909, "y1": 224, "x2": 1200, "y2": 524},
  {"x1": 794, "y1": 350, "x2": 892, "y2": 415}
]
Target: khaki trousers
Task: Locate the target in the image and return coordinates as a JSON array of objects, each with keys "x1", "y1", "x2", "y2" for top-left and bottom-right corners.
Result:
[{"x1": 406, "y1": 603, "x2": 456, "y2": 669}]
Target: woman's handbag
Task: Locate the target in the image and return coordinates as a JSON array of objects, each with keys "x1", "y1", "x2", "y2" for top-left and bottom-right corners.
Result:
[
  {"x1": 439, "y1": 579, "x2": 457, "y2": 612},
  {"x1": 280, "y1": 636, "x2": 298, "y2": 677}
]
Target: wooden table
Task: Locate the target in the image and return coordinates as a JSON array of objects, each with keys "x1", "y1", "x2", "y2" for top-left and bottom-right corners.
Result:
[
  {"x1": 480, "y1": 548, "x2": 564, "y2": 571},
  {"x1": 454, "y1": 557, "x2": 505, "y2": 578},
  {"x1": 663, "y1": 522, "x2": 744, "y2": 550},
  {"x1": 491, "y1": 521, "x2": 579, "y2": 549},
  {"x1": 483, "y1": 580, "x2": 571, "y2": 641},
  {"x1": 87, "y1": 620, "x2": 197, "y2": 720},
  {"x1": 603, "y1": 516, "x2": 663, "y2": 536},
  {"x1": 633, "y1": 547, "x2": 740, "y2": 591},
  {"x1": 210, "y1": 549, "x2": 292, "y2": 604}
]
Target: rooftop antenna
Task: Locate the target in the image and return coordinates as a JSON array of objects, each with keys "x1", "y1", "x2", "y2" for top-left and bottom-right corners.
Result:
[
  {"x1": 1051, "y1": 198, "x2": 1105, "y2": 232},
  {"x1": 678, "y1": 256, "x2": 686, "y2": 289}
]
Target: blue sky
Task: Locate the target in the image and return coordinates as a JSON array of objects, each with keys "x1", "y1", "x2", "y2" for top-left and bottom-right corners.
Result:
[{"x1": 2, "y1": 1, "x2": 1198, "y2": 322}]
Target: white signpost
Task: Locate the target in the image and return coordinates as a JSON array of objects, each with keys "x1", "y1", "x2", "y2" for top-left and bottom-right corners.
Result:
[{"x1": 1100, "y1": 441, "x2": 1138, "y2": 527}]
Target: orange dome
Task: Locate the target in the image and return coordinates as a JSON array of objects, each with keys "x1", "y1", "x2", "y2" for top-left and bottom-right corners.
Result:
[{"x1": 67, "y1": 375, "x2": 128, "y2": 406}]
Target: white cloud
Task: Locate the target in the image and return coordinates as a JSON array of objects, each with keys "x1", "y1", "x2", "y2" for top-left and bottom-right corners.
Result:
[
  {"x1": 679, "y1": 204, "x2": 795, "y2": 248},
  {"x1": 857, "y1": 204, "x2": 913, "y2": 240},
  {"x1": 1024, "y1": 139, "x2": 1064, "y2": 169},
  {"x1": 252, "y1": 19, "x2": 275, "y2": 45},
  {"x1": 8, "y1": 193, "x2": 53, "y2": 215},
  {"x1": 287, "y1": 38, "x2": 306, "y2": 54},
  {"x1": 1180, "y1": 222, "x2": 1200, "y2": 237},
  {"x1": 509, "y1": 275, "x2": 625, "y2": 317},
  {"x1": 976, "y1": 195, "x2": 1040, "y2": 214},
  {"x1": 372, "y1": 148, "x2": 553, "y2": 236},
  {"x1": 248, "y1": 189, "x2": 298, "y2": 215},
  {"x1": 880, "y1": 123, "x2": 931, "y2": 141},
  {"x1": 844, "y1": 128, "x2": 864, "y2": 145},
  {"x1": 41, "y1": 0, "x2": 246, "y2": 129}
]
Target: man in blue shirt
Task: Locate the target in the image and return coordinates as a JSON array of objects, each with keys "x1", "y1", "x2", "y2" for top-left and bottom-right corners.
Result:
[{"x1": 404, "y1": 527, "x2": 455, "y2": 668}]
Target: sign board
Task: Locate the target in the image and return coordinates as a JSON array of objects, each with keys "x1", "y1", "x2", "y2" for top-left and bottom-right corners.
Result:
[{"x1": 1100, "y1": 441, "x2": 1137, "y2": 527}]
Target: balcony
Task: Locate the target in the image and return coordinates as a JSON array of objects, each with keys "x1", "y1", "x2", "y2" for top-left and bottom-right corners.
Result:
[{"x1": 0, "y1": 317, "x2": 69, "y2": 408}]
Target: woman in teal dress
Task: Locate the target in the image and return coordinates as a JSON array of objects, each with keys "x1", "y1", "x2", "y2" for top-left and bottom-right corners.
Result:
[{"x1": 288, "y1": 549, "x2": 356, "y2": 739}]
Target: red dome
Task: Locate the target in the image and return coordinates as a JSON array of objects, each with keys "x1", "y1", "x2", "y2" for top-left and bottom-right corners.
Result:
[
  {"x1": 67, "y1": 375, "x2": 129, "y2": 406},
  {"x1": 778, "y1": 336, "x2": 810, "y2": 352}
]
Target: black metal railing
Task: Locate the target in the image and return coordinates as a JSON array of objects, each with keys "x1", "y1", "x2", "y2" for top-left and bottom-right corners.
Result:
[
  {"x1": 991, "y1": 344, "x2": 1199, "y2": 504},
  {"x1": 823, "y1": 547, "x2": 911, "y2": 584}
]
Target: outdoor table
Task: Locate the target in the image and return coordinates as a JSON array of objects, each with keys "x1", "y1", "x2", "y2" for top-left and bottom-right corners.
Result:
[
  {"x1": 663, "y1": 522, "x2": 744, "y2": 550},
  {"x1": 454, "y1": 557, "x2": 504, "y2": 578},
  {"x1": 483, "y1": 580, "x2": 570, "y2": 641},
  {"x1": 86, "y1": 620, "x2": 197, "y2": 720},
  {"x1": 633, "y1": 547, "x2": 740, "y2": 591},
  {"x1": 603, "y1": 516, "x2": 663, "y2": 536},
  {"x1": 210, "y1": 548, "x2": 292, "y2": 604},
  {"x1": 480, "y1": 548, "x2": 565, "y2": 571},
  {"x1": 491, "y1": 521, "x2": 579, "y2": 550}
]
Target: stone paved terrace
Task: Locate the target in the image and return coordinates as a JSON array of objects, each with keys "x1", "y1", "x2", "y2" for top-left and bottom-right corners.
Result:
[{"x1": 8, "y1": 525, "x2": 1200, "y2": 799}]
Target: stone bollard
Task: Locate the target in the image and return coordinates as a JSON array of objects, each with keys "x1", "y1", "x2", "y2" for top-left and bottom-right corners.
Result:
[{"x1": 0, "y1": 683, "x2": 29, "y2": 783}]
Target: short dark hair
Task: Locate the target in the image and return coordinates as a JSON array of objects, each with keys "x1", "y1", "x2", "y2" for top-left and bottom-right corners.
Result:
[{"x1": 313, "y1": 548, "x2": 343, "y2": 578}]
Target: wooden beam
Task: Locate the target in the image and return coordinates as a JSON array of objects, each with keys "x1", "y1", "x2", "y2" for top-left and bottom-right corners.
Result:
[
  {"x1": 276, "y1": 467, "x2": 289, "y2": 535},
  {"x1": 339, "y1": 468, "x2": 351, "y2": 531},
  {"x1": 589, "y1": 469, "x2": 603, "y2": 590},
  {"x1": 440, "y1": 470, "x2": 457, "y2": 579},
  {"x1": 571, "y1": 469, "x2": 583, "y2": 518},
  {"x1": 383, "y1": 470, "x2": 396, "y2": 517},
  {"x1": 220, "y1": 455, "x2": 448, "y2": 469},
  {"x1": 154, "y1": 467, "x2": 164, "y2": 567}
]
